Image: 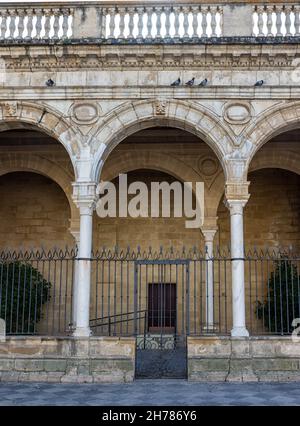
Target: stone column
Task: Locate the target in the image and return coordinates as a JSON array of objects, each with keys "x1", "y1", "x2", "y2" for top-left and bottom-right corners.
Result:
[
  {"x1": 72, "y1": 182, "x2": 97, "y2": 337},
  {"x1": 202, "y1": 228, "x2": 217, "y2": 332},
  {"x1": 225, "y1": 198, "x2": 249, "y2": 337},
  {"x1": 69, "y1": 223, "x2": 80, "y2": 329}
]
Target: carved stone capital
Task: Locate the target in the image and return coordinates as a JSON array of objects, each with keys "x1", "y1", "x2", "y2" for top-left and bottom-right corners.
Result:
[
  {"x1": 201, "y1": 228, "x2": 217, "y2": 243},
  {"x1": 225, "y1": 181, "x2": 250, "y2": 202},
  {"x1": 72, "y1": 181, "x2": 98, "y2": 214}
]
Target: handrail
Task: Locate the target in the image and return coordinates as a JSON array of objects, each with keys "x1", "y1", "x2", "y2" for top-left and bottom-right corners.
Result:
[{"x1": 89, "y1": 310, "x2": 147, "y2": 336}]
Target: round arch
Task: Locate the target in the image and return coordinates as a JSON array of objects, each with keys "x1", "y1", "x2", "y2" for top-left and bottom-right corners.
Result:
[
  {"x1": 249, "y1": 149, "x2": 300, "y2": 177},
  {"x1": 102, "y1": 151, "x2": 226, "y2": 220},
  {"x1": 0, "y1": 154, "x2": 79, "y2": 222},
  {"x1": 245, "y1": 101, "x2": 300, "y2": 171},
  {"x1": 0, "y1": 101, "x2": 82, "y2": 178},
  {"x1": 91, "y1": 100, "x2": 234, "y2": 182}
]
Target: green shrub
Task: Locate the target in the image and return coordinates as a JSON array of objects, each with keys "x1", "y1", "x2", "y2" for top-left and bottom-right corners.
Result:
[
  {"x1": 256, "y1": 259, "x2": 300, "y2": 334},
  {"x1": 0, "y1": 261, "x2": 51, "y2": 334}
]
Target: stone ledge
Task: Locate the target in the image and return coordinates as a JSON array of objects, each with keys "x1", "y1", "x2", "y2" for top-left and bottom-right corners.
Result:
[
  {"x1": 0, "y1": 336, "x2": 135, "y2": 383},
  {"x1": 188, "y1": 336, "x2": 300, "y2": 382}
]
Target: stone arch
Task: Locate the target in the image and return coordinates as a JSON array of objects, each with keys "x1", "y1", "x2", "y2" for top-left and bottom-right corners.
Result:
[
  {"x1": 102, "y1": 150, "x2": 226, "y2": 221},
  {"x1": 0, "y1": 154, "x2": 79, "y2": 223},
  {"x1": 0, "y1": 101, "x2": 82, "y2": 178},
  {"x1": 245, "y1": 101, "x2": 300, "y2": 171},
  {"x1": 91, "y1": 100, "x2": 235, "y2": 182},
  {"x1": 102, "y1": 151, "x2": 202, "y2": 183},
  {"x1": 249, "y1": 150, "x2": 300, "y2": 176}
]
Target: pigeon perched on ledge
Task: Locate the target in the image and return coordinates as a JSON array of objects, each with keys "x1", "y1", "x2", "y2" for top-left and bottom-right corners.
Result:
[
  {"x1": 185, "y1": 77, "x2": 195, "y2": 87},
  {"x1": 199, "y1": 78, "x2": 208, "y2": 87},
  {"x1": 46, "y1": 78, "x2": 55, "y2": 87},
  {"x1": 254, "y1": 80, "x2": 264, "y2": 87},
  {"x1": 171, "y1": 78, "x2": 181, "y2": 87}
]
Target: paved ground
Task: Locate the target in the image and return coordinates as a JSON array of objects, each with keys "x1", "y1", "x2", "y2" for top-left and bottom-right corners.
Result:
[{"x1": 0, "y1": 380, "x2": 300, "y2": 405}]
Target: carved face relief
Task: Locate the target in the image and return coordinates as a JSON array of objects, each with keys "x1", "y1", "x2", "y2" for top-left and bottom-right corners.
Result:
[
  {"x1": 154, "y1": 100, "x2": 167, "y2": 116},
  {"x1": 3, "y1": 102, "x2": 18, "y2": 117}
]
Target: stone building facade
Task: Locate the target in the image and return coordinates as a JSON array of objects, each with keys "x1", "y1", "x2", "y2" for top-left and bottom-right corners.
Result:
[{"x1": 0, "y1": 1, "x2": 300, "y2": 382}]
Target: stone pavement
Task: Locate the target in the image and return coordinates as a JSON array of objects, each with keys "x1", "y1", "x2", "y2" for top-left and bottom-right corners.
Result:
[{"x1": 0, "y1": 380, "x2": 299, "y2": 406}]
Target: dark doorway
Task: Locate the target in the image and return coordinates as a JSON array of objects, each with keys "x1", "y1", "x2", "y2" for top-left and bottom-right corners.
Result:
[{"x1": 148, "y1": 283, "x2": 176, "y2": 333}]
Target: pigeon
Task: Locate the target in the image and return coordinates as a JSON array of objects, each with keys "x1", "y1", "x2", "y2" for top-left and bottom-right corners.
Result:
[
  {"x1": 254, "y1": 80, "x2": 264, "y2": 87},
  {"x1": 185, "y1": 77, "x2": 195, "y2": 87},
  {"x1": 46, "y1": 78, "x2": 55, "y2": 87},
  {"x1": 198, "y1": 78, "x2": 208, "y2": 87},
  {"x1": 171, "y1": 78, "x2": 181, "y2": 87}
]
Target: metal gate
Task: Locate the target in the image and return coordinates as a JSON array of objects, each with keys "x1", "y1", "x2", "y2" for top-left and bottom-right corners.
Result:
[{"x1": 134, "y1": 259, "x2": 189, "y2": 378}]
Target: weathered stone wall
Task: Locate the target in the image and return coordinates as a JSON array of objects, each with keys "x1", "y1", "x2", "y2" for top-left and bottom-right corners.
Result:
[
  {"x1": 0, "y1": 172, "x2": 73, "y2": 250},
  {"x1": 188, "y1": 336, "x2": 300, "y2": 382},
  {"x1": 0, "y1": 336, "x2": 135, "y2": 383}
]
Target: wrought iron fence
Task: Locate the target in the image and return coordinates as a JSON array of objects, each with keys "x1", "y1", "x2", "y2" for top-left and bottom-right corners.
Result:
[
  {"x1": 0, "y1": 247, "x2": 299, "y2": 337},
  {"x1": 0, "y1": 249, "x2": 76, "y2": 335},
  {"x1": 245, "y1": 249, "x2": 300, "y2": 335}
]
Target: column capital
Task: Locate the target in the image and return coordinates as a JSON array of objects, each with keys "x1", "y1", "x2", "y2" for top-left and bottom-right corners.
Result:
[
  {"x1": 224, "y1": 181, "x2": 250, "y2": 212},
  {"x1": 201, "y1": 228, "x2": 217, "y2": 242},
  {"x1": 72, "y1": 181, "x2": 98, "y2": 213},
  {"x1": 225, "y1": 198, "x2": 248, "y2": 214}
]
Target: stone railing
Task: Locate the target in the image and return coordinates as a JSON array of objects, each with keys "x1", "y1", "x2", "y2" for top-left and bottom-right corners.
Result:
[
  {"x1": 0, "y1": 6, "x2": 73, "y2": 40},
  {"x1": 253, "y1": 4, "x2": 300, "y2": 37},
  {"x1": 0, "y1": 2, "x2": 299, "y2": 42},
  {"x1": 101, "y1": 4, "x2": 223, "y2": 39}
]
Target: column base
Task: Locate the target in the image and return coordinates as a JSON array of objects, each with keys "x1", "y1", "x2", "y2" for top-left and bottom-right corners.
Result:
[
  {"x1": 72, "y1": 327, "x2": 92, "y2": 337},
  {"x1": 202, "y1": 324, "x2": 218, "y2": 334},
  {"x1": 231, "y1": 326, "x2": 249, "y2": 337}
]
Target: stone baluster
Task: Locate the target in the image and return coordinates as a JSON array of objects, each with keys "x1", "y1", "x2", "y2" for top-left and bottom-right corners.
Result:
[
  {"x1": 275, "y1": 5, "x2": 283, "y2": 36},
  {"x1": 295, "y1": 5, "x2": 300, "y2": 37},
  {"x1": 128, "y1": 7, "x2": 135, "y2": 39},
  {"x1": 146, "y1": 7, "x2": 153, "y2": 39},
  {"x1": 8, "y1": 9, "x2": 17, "y2": 39},
  {"x1": 52, "y1": 9, "x2": 60, "y2": 40},
  {"x1": 165, "y1": 7, "x2": 171, "y2": 39},
  {"x1": 118, "y1": 7, "x2": 126, "y2": 39},
  {"x1": 108, "y1": 7, "x2": 115, "y2": 39},
  {"x1": 43, "y1": 9, "x2": 52, "y2": 39},
  {"x1": 266, "y1": 5, "x2": 274, "y2": 37},
  {"x1": 257, "y1": 6, "x2": 264, "y2": 37},
  {"x1": 25, "y1": 9, "x2": 34, "y2": 40},
  {"x1": 182, "y1": 6, "x2": 189, "y2": 38},
  {"x1": 211, "y1": 6, "x2": 217, "y2": 37},
  {"x1": 202, "y1": 7, "x2": 208, "y2": 38},
  {"x1": 137, "y1": 7, "x2": 144, "y2": 40},
  {"x1": 191, "y1": 6, "x2": 199, "y2": 38},
  {"x1": 16, "y1": 9, "x2": 25, "y2": 40},
  {"x1": 0, "y1": 10, "x2": 8, "y2": 40},
  {"x1": 218, "y1": 6, "x2": 223, "y2": 36},
  {"x1": 156, "y1": 7, "x2": 162, "y2": 38},
  {"x1": 285, "y1": 5, "x2": 292, "y2": 36},
  {"x1": 62, "y1": 9, "x2": 70, "y2": 39},
  {"x1": 34, "y1": 8, "x2": 42, "y2": 39},
  {"x1": 174, "y1": 6, "x2": 180, "y2": 38}
]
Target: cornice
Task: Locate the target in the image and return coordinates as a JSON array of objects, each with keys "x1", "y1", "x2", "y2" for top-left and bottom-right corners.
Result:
[{"x1": 0, "y1": 43, "x2": 299, "y2": 71}]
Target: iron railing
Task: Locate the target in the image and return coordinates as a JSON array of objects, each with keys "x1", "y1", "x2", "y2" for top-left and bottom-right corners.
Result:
[
  {"x1": 0, "y1": 247, "x2": 299, "y2": 337},
  {"x1": 0, "y1": 248, "x2": 76, "y2": 335}
]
